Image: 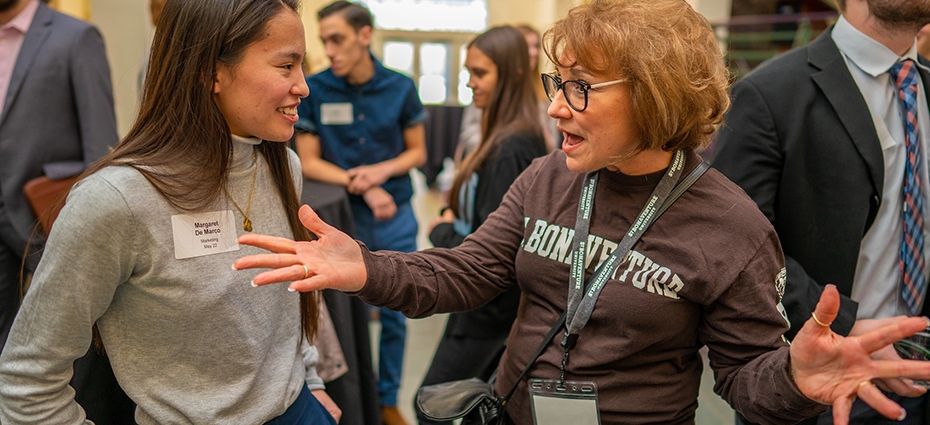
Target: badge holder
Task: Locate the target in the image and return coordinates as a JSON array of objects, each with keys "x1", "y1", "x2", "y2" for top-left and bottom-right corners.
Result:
[{"x1": 529, "y1": 379, "x2": 600, "y2": 425}]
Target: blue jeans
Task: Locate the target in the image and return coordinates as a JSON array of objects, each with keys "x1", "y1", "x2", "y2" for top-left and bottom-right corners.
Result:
[
  {"x1": 264, "y1": 385, "x2": 337, "y2": 425},
  {"x1": 351, "y1": 200, "x2": 418, "y2": 407}
]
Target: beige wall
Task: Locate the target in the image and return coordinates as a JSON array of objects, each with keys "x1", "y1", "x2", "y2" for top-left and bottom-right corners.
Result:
[
  {"x1": 299, "y1": 0, "x2": 577, "y2": 74},
  {"x1": 48, "y1": 0, "x2": 90, "y2": 20},
  {"x1": 87, "y1": 0, "x2": 733, "y2": 136},
  {"x1": 88, "y1": 0, "x2": 150, "y2": 137},
  {"x1": 688, "y1": 0, "x2": 733, "y2": 23},
  {"x1": 300, "y1": 0, "x2": 731, "y2": 74},
  {"x1": 300, "y1": 0, "x2": 330, "y2": 74},
  {"x1": 487, "y1": 0, "x2": 572, "y2": 32}
]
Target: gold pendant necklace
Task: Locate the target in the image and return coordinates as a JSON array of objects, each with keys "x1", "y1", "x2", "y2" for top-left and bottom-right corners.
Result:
[{"x1": 223, "y1": 150, "x2": 258, "y2": 232}]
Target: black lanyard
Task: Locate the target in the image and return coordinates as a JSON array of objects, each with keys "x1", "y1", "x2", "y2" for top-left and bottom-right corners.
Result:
[{"x1": 558, "y1": 150, "x2": 686, "y2": 384}]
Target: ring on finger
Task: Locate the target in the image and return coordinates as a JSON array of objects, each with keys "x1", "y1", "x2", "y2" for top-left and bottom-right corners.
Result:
[
  {"x1": 811, "y1": 312, "x2": 832, "y2": 327},
  {"x1": 857, "y1": 380, "x2": 872, "y2": 391},
  {"x1": 301, "y1": 264, "x2": 309, "y2": 280}
]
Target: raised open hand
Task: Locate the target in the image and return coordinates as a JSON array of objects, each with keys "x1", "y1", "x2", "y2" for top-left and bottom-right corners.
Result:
[
  {"x1": 232, "y1": 205, "x2": 367, "y2": 293},
  {"x1": 847, "y1": 317, "x2": 926, "y2": 397},
  {"x1": 790, "y1": 285, "x2": 930, "y2": 424}
]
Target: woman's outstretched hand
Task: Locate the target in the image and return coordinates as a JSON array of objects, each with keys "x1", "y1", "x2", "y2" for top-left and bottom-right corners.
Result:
[
  {"x1": 790, "y1": 284, "x2": 930, "y2": 424},
  {"x1": 232, "y1": 205, "x2": 367, "y2": 293}
]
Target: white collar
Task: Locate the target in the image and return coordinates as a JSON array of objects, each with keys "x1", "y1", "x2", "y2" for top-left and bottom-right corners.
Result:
[{"x1": 832, "y1": 15, "x2": 925, "y2": 77}]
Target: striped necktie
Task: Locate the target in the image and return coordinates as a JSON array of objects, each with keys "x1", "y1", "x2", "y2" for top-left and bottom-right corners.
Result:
[{"x1": 890, "y1": 59, "x2": 927, "y2": 314}]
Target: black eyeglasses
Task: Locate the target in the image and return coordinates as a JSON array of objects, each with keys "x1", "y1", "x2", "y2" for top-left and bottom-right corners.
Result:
[{"x1": 541, "y1": 72, "x2": 626, "y2": 112}]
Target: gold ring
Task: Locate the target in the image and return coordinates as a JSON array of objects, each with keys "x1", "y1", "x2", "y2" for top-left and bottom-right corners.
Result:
[
  {"x1": 301, "y1": 264, "x2": 309, "y2": 280},
  {"x1": 858, "y1": 380, "x2": 872, "y2": 390},
  {"x1": 811, "y1": 312, "x2": 832, "y2": 327}
]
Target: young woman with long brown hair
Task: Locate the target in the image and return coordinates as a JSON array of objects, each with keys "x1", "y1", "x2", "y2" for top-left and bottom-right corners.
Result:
[
  {"x1": 0, "y1": 0, "x2": 339, "y2": 423},
  {"x1": 419, "y1": 25, "x2": 548, "y2": 424}
]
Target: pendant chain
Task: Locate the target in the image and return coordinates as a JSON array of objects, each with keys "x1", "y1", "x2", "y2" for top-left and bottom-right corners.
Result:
[{"x1": 223, "y1": 150, "x2": 258, "y2": 232}]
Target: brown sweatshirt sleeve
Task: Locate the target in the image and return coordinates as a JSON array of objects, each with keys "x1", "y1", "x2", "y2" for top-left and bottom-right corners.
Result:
[
  {"x1": 353, "y1": 155, "x2": 544, "y2": 317},
  {"x1": 702, "y1": 228, "x2": 827, "y2": 423}
]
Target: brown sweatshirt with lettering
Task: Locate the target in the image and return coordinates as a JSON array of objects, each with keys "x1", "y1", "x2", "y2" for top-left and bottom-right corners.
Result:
[{"x1": 356, "y1": 150, "x2": 827, "y2": 424}]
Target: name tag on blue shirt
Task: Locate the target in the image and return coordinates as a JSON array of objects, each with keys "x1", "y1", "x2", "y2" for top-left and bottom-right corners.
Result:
[{"x1": 320, "y1": 103, "x2": 354, "y2": 125}]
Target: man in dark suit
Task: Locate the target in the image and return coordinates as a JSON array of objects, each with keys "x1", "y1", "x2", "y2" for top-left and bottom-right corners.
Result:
[
  {"x1": 0, "y1": 0, "x2": 115, "y2": 351},
  {"x1": 714, "y1": 0, "x2": 930, "y2": 423},
  {"x1": 0, "y1": 0, "x2": 129, "y2": 422}
]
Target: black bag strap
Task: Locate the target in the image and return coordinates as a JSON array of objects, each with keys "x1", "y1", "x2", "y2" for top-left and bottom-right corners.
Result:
[
  {"x1": 498, "y1": 160, "x2": 710, "y2": 406},
  {"x1": 499, "y1": 311, "x2": 567, "y2": 404}
]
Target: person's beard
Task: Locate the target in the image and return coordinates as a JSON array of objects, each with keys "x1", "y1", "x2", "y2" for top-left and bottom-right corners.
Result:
[{"x1": 869, "y1": 0, "x2": 930, "y2": 32}]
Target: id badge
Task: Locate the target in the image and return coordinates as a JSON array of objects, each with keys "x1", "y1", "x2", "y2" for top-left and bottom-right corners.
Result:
[
  {"x1": 529, "y1": 379, "x2": 600, "y2": 425},
  {"x1": 320, "y1": 102, "x2": 354, "y2": 125}
]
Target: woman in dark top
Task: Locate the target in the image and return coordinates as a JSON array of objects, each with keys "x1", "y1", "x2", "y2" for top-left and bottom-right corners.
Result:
[{"x1": 419, "y1": 26, "x2": 548, "y2": 424}]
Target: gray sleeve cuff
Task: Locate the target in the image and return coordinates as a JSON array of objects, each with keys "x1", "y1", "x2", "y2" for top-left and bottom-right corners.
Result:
[{"x1": 301, "y1": 340, "x2": 326, "y2": 391}]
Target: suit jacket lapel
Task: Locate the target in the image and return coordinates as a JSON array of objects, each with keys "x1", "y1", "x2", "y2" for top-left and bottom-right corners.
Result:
[
  {"x1": 809, "y1": 30, "x2": 885, "y2": 199},
  {"x1": 1, "y1": 2, "x2": 52, "y2": 126}
]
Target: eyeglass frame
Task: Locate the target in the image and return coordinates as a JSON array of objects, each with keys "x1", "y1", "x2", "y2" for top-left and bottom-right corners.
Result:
[{"x1": 540, "y1": 71, "x2": 626, "y2": 112}]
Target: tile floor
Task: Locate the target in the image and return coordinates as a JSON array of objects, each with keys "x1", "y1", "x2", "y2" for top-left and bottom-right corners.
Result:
[{"x1": 367, "y1": 171, "x2": 734, "y2": 425}]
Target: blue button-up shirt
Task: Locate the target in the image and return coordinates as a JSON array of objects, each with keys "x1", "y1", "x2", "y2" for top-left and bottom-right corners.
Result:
[{"x1": 296, "y1": 54, "x2": 427, "y2": 206}]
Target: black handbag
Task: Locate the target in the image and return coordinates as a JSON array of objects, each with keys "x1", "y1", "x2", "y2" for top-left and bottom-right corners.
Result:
[
  {"x1": 415, "y1": 378, "x2": 502, "y2": 423},
  {"x1": 415, "y1": 161, "x2": 710, "y2": 424},
  {"x1": 415, "y1": 312, "x2": 568, "y2": 425}
]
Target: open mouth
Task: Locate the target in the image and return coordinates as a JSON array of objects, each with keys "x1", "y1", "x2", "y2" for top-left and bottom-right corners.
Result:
[
  {"x1": 562, "y1": 131, "x2": 584, "y2": 150},
  {"x1": 277, "y1": 106, "x2": 298, "y2": 116}
]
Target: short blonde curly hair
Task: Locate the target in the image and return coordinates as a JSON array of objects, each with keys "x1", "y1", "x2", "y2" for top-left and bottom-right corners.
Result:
[{"x1": 544, "y1": 0, "x2": 729, "y2": 153}]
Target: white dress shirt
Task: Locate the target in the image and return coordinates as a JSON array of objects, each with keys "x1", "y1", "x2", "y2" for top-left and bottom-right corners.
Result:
[{"x1": 833, "y1": 16, "x2": 930, "y2": 318}]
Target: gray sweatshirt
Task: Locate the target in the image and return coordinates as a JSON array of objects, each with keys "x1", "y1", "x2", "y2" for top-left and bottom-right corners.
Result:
[{"x1": 0, "y1": 136, "x2": 323, "y2": 424}]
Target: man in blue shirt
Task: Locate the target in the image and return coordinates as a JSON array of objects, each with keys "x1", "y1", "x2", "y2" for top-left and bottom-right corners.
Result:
[{"x1": 295, "y1": 2, "x2": 426, "y2": 424}]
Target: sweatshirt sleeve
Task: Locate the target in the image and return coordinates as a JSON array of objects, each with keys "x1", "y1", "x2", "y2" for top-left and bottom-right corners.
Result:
[
  {"x1": 0, "y1": 174, "x2": 138, "y2": 425},
  {"x1": 353, "y1": 154, "x2": 546, "y2": 317},
  {"x1": 701, "y1": 228, "x2": 827, "y2": 423}
]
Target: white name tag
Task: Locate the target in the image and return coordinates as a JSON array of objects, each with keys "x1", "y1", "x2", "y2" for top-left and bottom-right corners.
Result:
[
  {"x1": 320, "y1": 102, "x2": 354, "y2": 125},
  {"x1": 171, "y1": 210, "x2": 240, "y2": 259},
  {"x1": 529, "y1": 380, "x2": 600, "y2": 425}
]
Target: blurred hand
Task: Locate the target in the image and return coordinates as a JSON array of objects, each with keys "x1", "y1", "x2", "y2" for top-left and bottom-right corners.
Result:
[
  {"x1": 428, "y1": 208, "x2": 456, "y2": 233},
  {"x1": 311, "y1": 389, "x2": 342, "y2": 423},
  {"x1": 789, "y1": 285, "x2": 930, "y2": 424},
  {"x1": 848, "y1": 317, "x2": 926, "y2": 397},
  {"x1": 347, "y1": 163, "x2": 392, "y2": 194},
  {"x1": 362, "y1": 186, "x2": 397, "y2": 221},
  {"x1": 233, "y1": 205, "x2": 367, "y2": 293}
]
